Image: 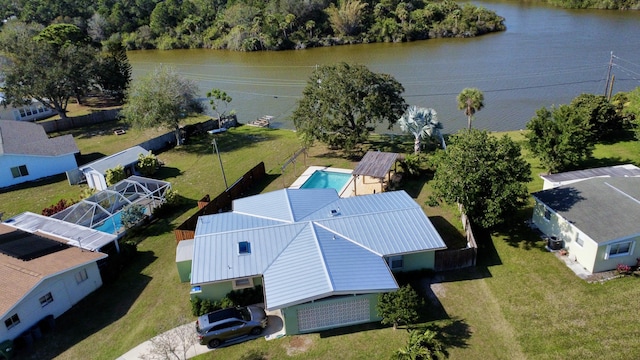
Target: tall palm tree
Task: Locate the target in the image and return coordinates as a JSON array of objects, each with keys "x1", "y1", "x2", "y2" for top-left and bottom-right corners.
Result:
[
  {"x1": 457, "y1": 88, "x2": 484, "y2": 130},
  {"x1": 398, "y1": 106, "x2": 445, "y2": 154}
]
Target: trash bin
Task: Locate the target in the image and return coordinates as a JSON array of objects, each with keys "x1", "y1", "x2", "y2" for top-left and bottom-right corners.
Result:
[{"x1": 0, "y1": 339, "x2": 14, "y2": 359}]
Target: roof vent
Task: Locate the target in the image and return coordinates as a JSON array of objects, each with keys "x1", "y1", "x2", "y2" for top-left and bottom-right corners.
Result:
[
  {"x1": 330, "y1": 209, "x2": 340, "y2": 216},
  {"x1": 238, "y1": 241, "x2": 251, "y2": 254}
]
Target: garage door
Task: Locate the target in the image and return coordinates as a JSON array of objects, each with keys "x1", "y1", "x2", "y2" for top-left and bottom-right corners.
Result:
[{"x1": 297, "y1": 297, "x2": 370, "y2": 332}]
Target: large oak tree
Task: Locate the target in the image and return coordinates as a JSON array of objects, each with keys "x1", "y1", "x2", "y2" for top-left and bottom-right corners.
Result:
[
  {"x1": 0, "y1": 22, "x2": 96, "y2": 119},
  {"x1": 431, "y1": 129, "x2": 531, "y2": 229},
  {"x1": 293, "y1": 62, "x2": 406, "y2": 153}
]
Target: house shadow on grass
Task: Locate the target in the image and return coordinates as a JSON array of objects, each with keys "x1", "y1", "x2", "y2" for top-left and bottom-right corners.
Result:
[
  {"x1": 492, "y1": 207, "x2": 549, "y2": 252},
  {"x1": 16, "y1": 250, "x2": 156, "y2": 360},
  {"x1": 76, "y1": 152, "x2": 107, "y2": 166},
  {"x1": 0, "y1": 173, "x2": 69, "y2": 194}
]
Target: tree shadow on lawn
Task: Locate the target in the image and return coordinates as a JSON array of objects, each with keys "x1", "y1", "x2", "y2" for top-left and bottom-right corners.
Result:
[
  {"x1": 570, "y1": 155, "x2": 630, "y2": 172},
  {"x1": 178, "y1": 128, "x2": 281, "y2": 156},
  {"x1": 153, "y1": 166, "x2": 182, "y2": 181},
  {"x1": 492, "y1": 207, "x2": 549, "y2": 251},
  {"x1": 15, "y1": 250, "x2": 156, "y2": 360},
  {"x1": 430, "y1": 215, "x2": 467, "y2": 250}
]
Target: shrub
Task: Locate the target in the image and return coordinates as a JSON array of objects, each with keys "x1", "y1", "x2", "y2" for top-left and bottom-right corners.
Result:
[
  {"x1": 137, "y1": 152, "x2": 159, "y2": 176},
  {"x1": 190, "y1": 285, "x2": 264, "y2": 316},
  {"x1": 105, "y1": 164, "x2": 126, "y2": 186},
  {"x1": 377, "y1": 284, "x2": 424, "y2": 329},
  {"x1": 616, "y1": 263, "x2": 632, "y2": 275},
  {"x1": 393, "y1": 328, "x2": 446, "y2": 360},
  {"x1": 400, "y1": 153, "x2": 426, "y2": 177},
  {"x1": 120, "y1": 204, "x2": 146, "y2": 229},
  {"x1": 41, "y1": 199, "x2": 75, "y2": 216}
]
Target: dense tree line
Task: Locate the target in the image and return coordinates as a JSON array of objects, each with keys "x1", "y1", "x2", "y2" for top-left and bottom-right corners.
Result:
[
  {"x1": 545, "y1": 0, "x2": 639, "y2": 10},
  {"x1": 0, "y1": 0, "x2": 506, "y2": 51}
]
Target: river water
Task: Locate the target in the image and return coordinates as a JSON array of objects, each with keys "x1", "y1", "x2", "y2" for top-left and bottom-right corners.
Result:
[{"x1": 128, "y1": 1, "x2": 640, "y2": 133}]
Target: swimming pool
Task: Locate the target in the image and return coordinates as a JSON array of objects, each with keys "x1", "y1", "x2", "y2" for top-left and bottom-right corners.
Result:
[
  {"x1": 93, "y1": 212, "x2": 123, "y2": 234},
  {"x1": 300, "y1": 170, "x2": 352, "y2": 192}
]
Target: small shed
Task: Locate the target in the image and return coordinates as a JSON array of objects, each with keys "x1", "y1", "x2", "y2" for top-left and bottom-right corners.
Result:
[
  {"x1": 175, "y1": 239, "x2": 193, "y2": 282},
  {"x1": 352, "y1": 151, "x2": 401, "y2": 195},
  {"x1": 79, "y1": 146, "x2": 148, "y2": 190}
]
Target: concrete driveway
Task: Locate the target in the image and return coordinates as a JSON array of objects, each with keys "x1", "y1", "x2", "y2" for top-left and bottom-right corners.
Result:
[{"x1": 117, "y1": 309, "x2": 285, "y2": 360}]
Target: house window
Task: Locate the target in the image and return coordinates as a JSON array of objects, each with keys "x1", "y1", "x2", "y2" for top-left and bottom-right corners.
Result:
[
  {"x1": 386, "y1": 255, "x2": 404, "y2": 270},
  {"x1": 238, "y1": 241, "x2": 251, "y2": 255},
  {"x1": 543, "y1": 207, "x2": 551, "y2": 221},
  {"x1": 10, "y1": 165, "x2": 29, "y2": 178},
  {"x1": 575, "y1": 235, "x2": 584, "y2": 247},
  {"x1": 607, "y1": 241, "x2": 634, "y2": 259},
  {"x1": 39, "y1": 292, "x2": 54, "y2": 307},
  {"x1": 4, "y1": 314, "x2": 20, "y2": 330},
  {"x1": 233, "y1": 277, "x2": 253, "y2": 290},
  {"x1": 75, "y1": 268, "x2": 88, "y2": 284}
]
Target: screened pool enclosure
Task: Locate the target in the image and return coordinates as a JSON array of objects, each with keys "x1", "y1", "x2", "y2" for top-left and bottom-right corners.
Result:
[{"x1": 52, "y1": 176, "x2": 171, "y2": 236}]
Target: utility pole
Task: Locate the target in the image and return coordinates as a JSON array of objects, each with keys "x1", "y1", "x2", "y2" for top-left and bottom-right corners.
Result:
[
  {"x1": 212, "y1": 138, "x2": 228, "y2": 189},
  {"x1": 604, "y1": 51, "x2": 613, "y2": 97}
]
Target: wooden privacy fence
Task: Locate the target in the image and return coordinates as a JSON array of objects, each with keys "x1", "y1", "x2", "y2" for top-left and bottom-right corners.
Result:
[
  {"x1": 40, "y1": 109, "x2": 120, "y2": 133},
  {"x1": 173, "y1": 162, "x2": 266, "y2": 243},
  {"x1": 433, "y1": 204, "x2": 478, "y2": 272}
]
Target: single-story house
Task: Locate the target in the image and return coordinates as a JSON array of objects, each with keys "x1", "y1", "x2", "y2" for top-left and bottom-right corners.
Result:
[
  {"x1": 0, "y1": 120, "x2": 79, "y2": 189},
  {"x1": 0, "y1": 93, "x2": 55, "y2": 122},
  {"x1": 539, "y1": 163, "x2": 640, "y2": 190},
  {"x1": 178, "y1": 188, "x2": 446, "y2": 335},
  {"x1": 79, "y1": 146, "x2": 148, "y2": 190},
  {"x1": 0, "y1": 223, "x2": 106, "y2": 345},
  {"x1": 532, "y1": 177, "x2": 640, "y2": 273}
]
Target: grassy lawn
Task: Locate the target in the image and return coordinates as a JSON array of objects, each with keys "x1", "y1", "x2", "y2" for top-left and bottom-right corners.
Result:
[{"x1": 5, "y1": 115, "x2": 640, "y2": 359}]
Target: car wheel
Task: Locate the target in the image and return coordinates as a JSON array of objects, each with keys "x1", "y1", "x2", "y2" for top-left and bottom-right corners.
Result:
[
  {"x1": 208, "y1": 339, "x2": 221, "y2": 348},
  {"x1": 250, "y1": 327, "x2": 263, "y2": 336}
]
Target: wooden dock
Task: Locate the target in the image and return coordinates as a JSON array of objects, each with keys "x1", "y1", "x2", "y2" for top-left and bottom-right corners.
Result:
[{"x1": 248, "y1": 115, "x2": 273, "y2": 128}]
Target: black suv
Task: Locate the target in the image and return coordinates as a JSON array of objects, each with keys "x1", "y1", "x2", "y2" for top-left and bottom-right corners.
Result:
[{"x1": 196, "y1": 306, "x2": 268, "y2": 348}]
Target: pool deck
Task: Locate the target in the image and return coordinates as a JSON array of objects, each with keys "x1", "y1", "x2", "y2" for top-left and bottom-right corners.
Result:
[{"x1": 289, "y1": 166, "x2": 392, "y2": 198}]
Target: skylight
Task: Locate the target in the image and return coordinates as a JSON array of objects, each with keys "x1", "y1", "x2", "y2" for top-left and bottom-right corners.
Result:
[{"x1": 238, "y1": 241, "x2": 251, "y2": 254}]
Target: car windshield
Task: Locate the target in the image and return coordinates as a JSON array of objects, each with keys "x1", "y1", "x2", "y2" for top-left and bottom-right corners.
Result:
[{"x1": 239, "y1": 307, "x2": 251, "y2": 321}]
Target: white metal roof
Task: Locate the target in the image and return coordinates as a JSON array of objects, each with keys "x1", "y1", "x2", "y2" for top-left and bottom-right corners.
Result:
[
  {"x1": 79, "y1": 145, "x2": 148, "y2": 174},
  {"x1": 4, "y1": 212, "x2": 117, "y2": 251},
  {"x1": 191, "y1": 188, "x2": 446, "y2": 310}
]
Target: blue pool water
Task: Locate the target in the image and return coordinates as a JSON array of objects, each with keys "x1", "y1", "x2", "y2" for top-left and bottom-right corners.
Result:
[
  {"x1": 300, "y1": 170, "x2": 351, "y2": 192},
  {"x1": 94, "y1": 212, "x2": 123, "y2": 234}
]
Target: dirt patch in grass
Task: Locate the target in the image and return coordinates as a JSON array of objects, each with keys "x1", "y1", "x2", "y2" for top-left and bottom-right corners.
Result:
[{"x1": 284, "y1": 336, "x2": 313, "y2": 356}]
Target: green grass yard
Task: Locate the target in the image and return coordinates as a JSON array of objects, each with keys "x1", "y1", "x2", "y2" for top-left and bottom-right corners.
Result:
[{"x1": 4, "y1": 120, "x2": 640, "y2": 359}]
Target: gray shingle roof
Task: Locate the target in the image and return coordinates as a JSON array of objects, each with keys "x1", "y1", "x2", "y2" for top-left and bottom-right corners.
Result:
[
  {"x1": 533, "y1": 177, "x2": 640, "y2": 243},
  {"x1": 0, "y1": 120, "x2": 78, "y2": 156}
]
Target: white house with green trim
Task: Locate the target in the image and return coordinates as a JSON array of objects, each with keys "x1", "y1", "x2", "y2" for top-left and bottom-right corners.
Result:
[
  {"x1": 532, "y1": 177, "x2": 640, "y2": 273},
  {"x1": 176, "y1": 188, "x2": 446, "y2": 335}
]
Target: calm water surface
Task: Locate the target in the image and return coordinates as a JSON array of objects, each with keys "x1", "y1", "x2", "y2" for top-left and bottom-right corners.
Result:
[{"x1": 128, "y1": 1, "x2": 640, "y2": 133}]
